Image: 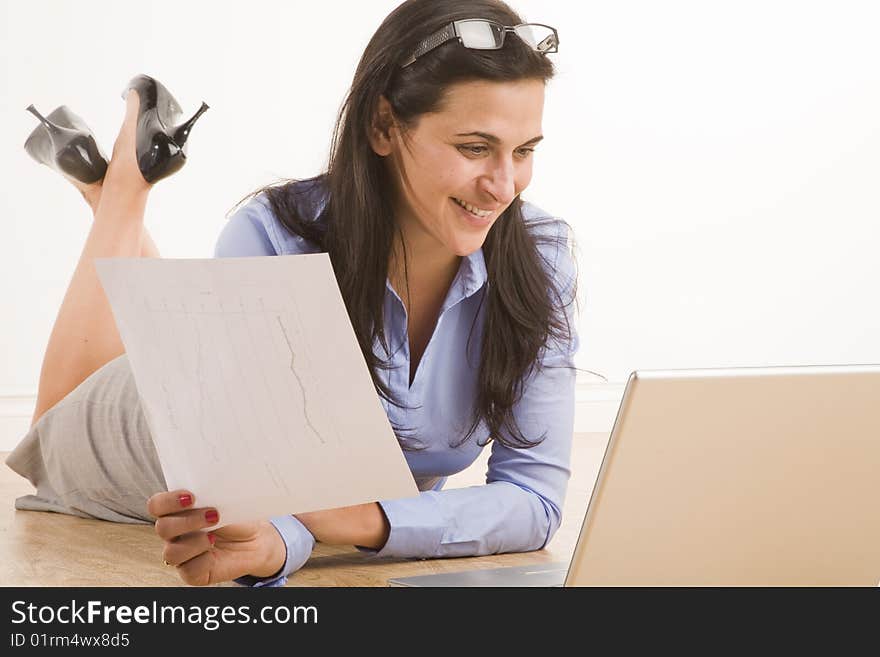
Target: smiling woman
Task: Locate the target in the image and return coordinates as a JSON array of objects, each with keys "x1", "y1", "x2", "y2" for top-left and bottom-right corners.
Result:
[{"x1": 9, "y1": 0, "x2": 580, "y2": 588}]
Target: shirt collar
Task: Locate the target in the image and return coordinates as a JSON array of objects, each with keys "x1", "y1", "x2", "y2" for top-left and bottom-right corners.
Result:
[
  {"x1": 440, "y1": 247, "x2": 487, "y2": 314},
  {"x1": 384, "y1": 246, "x2": 488, "y2": 313},
  {"x1": 459, "y1": 247, "x2": 488, "y2": 297}
]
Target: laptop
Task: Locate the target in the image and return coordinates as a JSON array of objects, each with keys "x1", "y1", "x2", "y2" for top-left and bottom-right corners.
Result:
[{"x1": 388, "y1": 364, "x2": 880, "y2": 586}]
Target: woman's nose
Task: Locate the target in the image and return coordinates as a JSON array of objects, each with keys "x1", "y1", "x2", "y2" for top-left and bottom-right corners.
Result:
[{"x1": 479, "y1": 159, "x2": 517, "y2": 206}]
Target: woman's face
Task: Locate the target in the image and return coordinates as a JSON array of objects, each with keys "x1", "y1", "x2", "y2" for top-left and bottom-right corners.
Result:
[{"x1": 381, "y1": 79, "x2": 545, "y2": 259}]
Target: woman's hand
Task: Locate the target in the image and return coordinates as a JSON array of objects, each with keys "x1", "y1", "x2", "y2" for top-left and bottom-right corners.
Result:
[{"x1": 147, "y1": 490, "x2": 286, "y2": 586}]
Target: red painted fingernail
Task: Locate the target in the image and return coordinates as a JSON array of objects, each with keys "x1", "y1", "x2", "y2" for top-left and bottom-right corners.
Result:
[
  {"x1": 205, "y1": 510, "x2": 219, "y2": 524},
  {"x1": 178, "y1": 494, "x2": 193, "y2": 508},
  {"x1": 208, "y1": 533, "x2": 216, "y2": 546}
]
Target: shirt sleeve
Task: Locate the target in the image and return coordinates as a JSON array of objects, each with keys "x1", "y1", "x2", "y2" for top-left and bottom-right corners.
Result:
[
  {"x1": 371, "y1": 219, "x2": 580, "y2": 558},
  {"x1": 233, "y1": 515, "x2": 316, "y2": 587},
  {"x1": 213, "y1": 198, "x2": 278, "y2": 257}
]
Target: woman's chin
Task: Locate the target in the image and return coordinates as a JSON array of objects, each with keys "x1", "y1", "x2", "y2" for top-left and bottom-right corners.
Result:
[{"x1": 449, "y1": 233, "x2": 490, "y2": 257}]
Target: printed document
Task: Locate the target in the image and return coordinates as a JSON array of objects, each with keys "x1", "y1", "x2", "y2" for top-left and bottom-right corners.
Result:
[{"x1": 95, "y1": 254, "x2": 418, "y2": 527}]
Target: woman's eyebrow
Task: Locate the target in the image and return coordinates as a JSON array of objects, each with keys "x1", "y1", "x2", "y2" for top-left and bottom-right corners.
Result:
[{"x1": 454, "y1": 131, "x2": 544, "y2": 146}]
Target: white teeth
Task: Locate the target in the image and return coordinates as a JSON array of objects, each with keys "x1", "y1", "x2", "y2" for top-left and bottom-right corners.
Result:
[{"x1": 453, "y1": 197, "x2": 492, "y2": 217}]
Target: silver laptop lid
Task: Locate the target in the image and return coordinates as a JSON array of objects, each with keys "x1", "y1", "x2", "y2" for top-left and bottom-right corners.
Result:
[{"x1": 565, "y1": 365, "x2": 880, "y2": 586}]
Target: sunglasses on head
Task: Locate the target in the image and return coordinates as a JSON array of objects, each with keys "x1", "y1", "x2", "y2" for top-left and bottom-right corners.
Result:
[{"x1": 402, "y1": 19, "x2": 559, "y2": 68}]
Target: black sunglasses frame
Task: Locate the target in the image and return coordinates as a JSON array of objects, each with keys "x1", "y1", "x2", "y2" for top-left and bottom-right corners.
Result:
[{"x1": 401, "y1": 19, "x2": 560, "y2": 68}]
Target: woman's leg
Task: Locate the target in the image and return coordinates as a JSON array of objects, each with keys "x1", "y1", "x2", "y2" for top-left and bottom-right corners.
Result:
[
  {"x1": 80, "y1": 183, "x2": 160, "y2": 259},
  {"x1": 31, "y1": 92, "x2": 155, "y2": 427}
]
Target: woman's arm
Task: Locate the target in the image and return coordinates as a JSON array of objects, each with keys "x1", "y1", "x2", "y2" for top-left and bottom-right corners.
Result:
[
  {"x1": 286, "y1": 367, "x2": 575, "y2": 559},
  {"x1": 369, "y1": 353, "x2": 576, "y2": 558},
  {"x1": 296, "y1": 502, "x2": 391, "y2": 550},
  {"x1": 293, "y1": 352, "x2": 576, "y2": 557}
]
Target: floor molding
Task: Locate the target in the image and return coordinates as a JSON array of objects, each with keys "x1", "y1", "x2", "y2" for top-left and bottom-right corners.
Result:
[
  {"x1": 0, "y1": 392, "x2": 35, "y2": 452},
  {"x1": 574, "y1": 381, "x2": 625, "y2": 434}
]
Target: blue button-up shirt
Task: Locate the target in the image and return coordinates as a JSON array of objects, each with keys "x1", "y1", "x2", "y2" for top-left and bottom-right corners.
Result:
[{"x1": 215, "y1": 180, "x2": 579, "y2": 586}]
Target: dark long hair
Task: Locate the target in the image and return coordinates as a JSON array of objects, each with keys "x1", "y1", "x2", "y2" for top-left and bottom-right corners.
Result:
[{"x1": 238, "y1": 0, "x2": 578, "y2": 449}]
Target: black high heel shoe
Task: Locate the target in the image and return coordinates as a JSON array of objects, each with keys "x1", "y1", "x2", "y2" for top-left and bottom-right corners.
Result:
[
  {"x1": 24, "y1": 105, "x2": 108, "y2": 184},
  {"x1": 122, "y1": 74, "x2": 209, "y2": 184}
]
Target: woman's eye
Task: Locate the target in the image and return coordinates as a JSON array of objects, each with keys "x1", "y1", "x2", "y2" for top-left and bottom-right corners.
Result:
[
  {"x1": 457, "y1": 145, "x2": 537, "y2": 158},
  {"x1": 459, "y1": 145, "x2": 488, "y2": 155}
]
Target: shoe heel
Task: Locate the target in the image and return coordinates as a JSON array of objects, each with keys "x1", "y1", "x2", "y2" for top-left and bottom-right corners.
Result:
[
  {"x1": 171, "y1": 101, "x2": 209, "y2": 151},
  {"x1": 26, "y1": 104, "x2": 67, "y2": 137}
]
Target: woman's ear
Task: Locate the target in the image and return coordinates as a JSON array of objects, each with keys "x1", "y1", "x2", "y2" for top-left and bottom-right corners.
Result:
[{"x1": 368, "y1": 95, "x2": 396, "y2": 156}]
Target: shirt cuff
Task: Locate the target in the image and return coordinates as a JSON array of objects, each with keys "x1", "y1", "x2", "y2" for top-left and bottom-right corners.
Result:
[
  {"x1": 361, "y1": 493, "x2": 445, "y2": 559},
  {"x1": 233, "y1": 515, "x2": 315, "y2": 587}
]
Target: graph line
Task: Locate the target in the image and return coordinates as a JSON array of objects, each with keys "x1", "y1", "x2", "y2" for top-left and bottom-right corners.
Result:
[{"x1": 276, "y1": 314, "x2": 324, "y2": 444}]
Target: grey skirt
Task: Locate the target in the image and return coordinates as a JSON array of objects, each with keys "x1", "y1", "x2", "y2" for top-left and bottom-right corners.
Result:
[{"x1": 6, "y1": 354, "x2": 167, "y2": 524}]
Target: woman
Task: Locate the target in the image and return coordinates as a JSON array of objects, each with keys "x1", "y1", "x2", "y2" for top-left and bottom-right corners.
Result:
[{"x1": 9, "y1": 0, "x2": 579, "y2": 587}]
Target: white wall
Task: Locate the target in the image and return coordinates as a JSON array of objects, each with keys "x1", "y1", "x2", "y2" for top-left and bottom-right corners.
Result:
[
  {"x1": 2, "y1": 1, "x2": 879, "y2": 443},
  {"x1": 557, "y1": 1, "x2": 880, "y2": 382}
]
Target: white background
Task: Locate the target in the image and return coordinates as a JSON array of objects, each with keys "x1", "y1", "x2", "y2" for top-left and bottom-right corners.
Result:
[{"x1": 2, "y1": 0, "x2": 878, "y2": 399}]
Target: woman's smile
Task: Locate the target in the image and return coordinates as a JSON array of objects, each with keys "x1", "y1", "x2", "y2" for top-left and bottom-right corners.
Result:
[{"x1": 451, "y1": 196, "x2": 495, "y2": 228}]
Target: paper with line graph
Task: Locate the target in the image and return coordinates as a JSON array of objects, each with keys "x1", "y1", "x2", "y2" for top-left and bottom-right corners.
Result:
[{"x1": 94, "y1": 254, "x2": 418, "y2": 528}]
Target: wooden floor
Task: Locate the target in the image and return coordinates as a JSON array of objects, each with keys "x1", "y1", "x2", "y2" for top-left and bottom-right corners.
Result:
[{"x1": 0, "y1": 432, "x2": 609, "y2": 587}]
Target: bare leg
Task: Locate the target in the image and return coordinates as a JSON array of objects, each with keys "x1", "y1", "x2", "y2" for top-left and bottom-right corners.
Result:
[
  {"x1": 80, "y1": 183, "x2": 160, "y2": 258},
  {"x1": 31, "y1": 92, "x2": 154, "y2": 427},
  {"x1": 140, "y1": 228, "x2": 160, "y2": 259}
]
